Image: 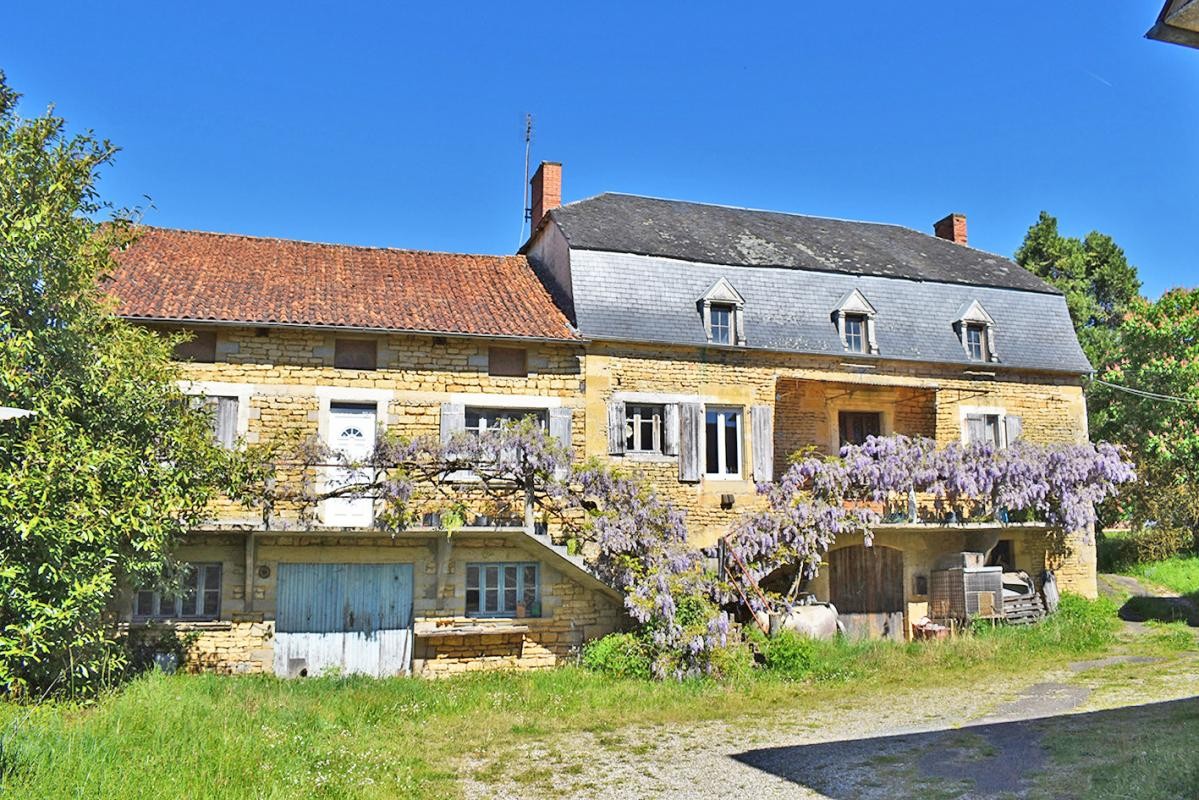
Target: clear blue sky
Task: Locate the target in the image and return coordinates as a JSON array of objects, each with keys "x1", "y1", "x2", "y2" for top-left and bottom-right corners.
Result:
[{"x1": 7, "y1": 2, "x2": 1197, "y2": 297}]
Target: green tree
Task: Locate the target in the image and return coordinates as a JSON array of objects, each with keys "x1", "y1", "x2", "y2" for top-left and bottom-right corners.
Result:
[
  {"x1": 1097, "y1": 289, "x2": 1199, "y2": 531},
  {"x1": 1014, "y1": 211, "x2": 1142, "y2": 373},
  {"x1": 0, "y1": 73, "x2": 233, "y2": 697}
]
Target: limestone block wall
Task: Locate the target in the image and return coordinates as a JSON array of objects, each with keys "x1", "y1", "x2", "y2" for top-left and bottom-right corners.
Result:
[
  {"x1": 123, "y1": 531, "x2": 622, "y2": 676},
  {"x1": 158, "y1": 324, "x2": 586, "y2": 527},
  {"x1": 584, "y1": 342, "x2": 1090, "y2": 552}
]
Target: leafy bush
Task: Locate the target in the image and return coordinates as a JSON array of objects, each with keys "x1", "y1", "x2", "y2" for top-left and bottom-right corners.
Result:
[
  {"x1": 581, "y1": 633, "x2": 652, "y2": 679},
  {"x1": 1099, "y1": 528, "x2": 1195, "y2": 571},
  {"x1": 758, "y1": 630, "x2": 817, "y2": 680}
]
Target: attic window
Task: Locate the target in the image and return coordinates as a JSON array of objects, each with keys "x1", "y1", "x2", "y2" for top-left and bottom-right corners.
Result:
[
  {"x1": 698, "y1": 278, "x2": 745, "y2": 346},
  {"x1": 172, "y1": 329, "x2": 217, "y2": 363},
  {"x1": 832, "y1": 290, "x2": 878, "y2": 355},
  {"x1": 955, "y1": 301, "x2": 998, "y2": 363},
  {"x1": 334, "y1": 338, "x2": 377, "y2": 370}
]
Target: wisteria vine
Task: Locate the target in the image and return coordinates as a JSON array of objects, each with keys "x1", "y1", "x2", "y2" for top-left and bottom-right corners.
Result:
[
  {"x1": 240, "y1": 420, "x2": 728, "y2": 678},
  {"x1": 725, "y1": 435, "x2": 1135, "y2": 609}
]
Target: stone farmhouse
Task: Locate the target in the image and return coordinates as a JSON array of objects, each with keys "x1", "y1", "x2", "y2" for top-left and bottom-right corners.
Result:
[{"x1": 106, "y1": 162, "x2": 1093, "y2": 676}]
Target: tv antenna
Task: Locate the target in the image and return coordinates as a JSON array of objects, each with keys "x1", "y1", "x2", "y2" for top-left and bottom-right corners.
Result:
[{"x1": 520, "y1": 113, "x2": 533, "y2": 246}]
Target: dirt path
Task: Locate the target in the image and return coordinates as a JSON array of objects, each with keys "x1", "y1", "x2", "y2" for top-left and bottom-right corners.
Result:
[{"x1": 463, "y1": 582, "x2": 1199, "y2": 799}]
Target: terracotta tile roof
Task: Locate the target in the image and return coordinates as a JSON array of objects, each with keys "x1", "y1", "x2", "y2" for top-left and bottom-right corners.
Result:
[{"x1": 107, "y1": 227, "x2": 578, "y2": 340}]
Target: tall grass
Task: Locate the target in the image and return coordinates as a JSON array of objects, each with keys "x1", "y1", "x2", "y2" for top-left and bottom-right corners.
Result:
[{"x1": 0, "y1": 596, "x2": 1122, "y2": 800}]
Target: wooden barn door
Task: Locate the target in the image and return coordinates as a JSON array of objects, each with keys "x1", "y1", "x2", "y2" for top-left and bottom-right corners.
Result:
[
  {"x1": 274, "y1": 563, "x2": 413, "y2": 678},
  {"x1": 828, "y1": 545, "x2": 905, "y2": 640}
]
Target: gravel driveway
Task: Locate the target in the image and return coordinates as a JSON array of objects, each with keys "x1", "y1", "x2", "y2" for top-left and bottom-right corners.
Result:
[{"x1": 463, "y1": 628, "x2": 1199, "y2": 799}]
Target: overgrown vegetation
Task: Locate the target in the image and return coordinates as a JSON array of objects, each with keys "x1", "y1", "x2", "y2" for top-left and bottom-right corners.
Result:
[
  {"x1": 0, "y1": 73, "x2": 240, "y2": 698},
  {"x1": 0, "y1": 596, "x2": 1129, "y2": 799}
]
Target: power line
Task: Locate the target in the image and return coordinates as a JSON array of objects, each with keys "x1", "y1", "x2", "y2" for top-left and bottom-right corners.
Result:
[{"x1": 1089, "y1": 378, "x2": 1199, "y2": 405}]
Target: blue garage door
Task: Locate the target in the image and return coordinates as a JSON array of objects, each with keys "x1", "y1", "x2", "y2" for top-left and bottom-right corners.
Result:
[{"x1": 274, "y1": 563, "x2": 413, "y2": 677}]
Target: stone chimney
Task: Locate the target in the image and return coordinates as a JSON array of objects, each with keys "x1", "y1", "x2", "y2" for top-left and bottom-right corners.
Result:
[
  {"x1": 530, "y1": 161, "x2": 562, "y2": 231},
  {"x1": 934, "y1": 213, "x2": 968, "y2": 245}
]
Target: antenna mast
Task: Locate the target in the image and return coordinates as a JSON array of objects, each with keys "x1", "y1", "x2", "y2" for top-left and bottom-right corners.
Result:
[{"x1": 520, "y1": 113, "x2": 533, "y2": 245}]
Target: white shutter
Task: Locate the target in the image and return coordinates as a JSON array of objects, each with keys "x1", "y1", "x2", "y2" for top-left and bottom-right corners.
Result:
[
  {"x1": 965, "y1": 414, "x2": 986, "y2": 444},
  {"x1": 607, "y1": 400, "x2": 626, "y2": 455},
  {"x1": 751, "y1": 405, "x2": 774, "y2": 483},
  {"x1": 548, "y1": 408, "x2": 573, "y2": 479},
  {"x1": 214, "y1": 396, "x2": 239, "y2": 448},
  {"x1": 440, "y1": 403, "x2": 465, "y2": 445},
  {"x1": 1004, "y1": 415, "x2": 1023, "y2": 447},
  {"x1": 678, "y1": 403, "x2": 703, "y2": 483},
  {"x1": 662, "y1": 404, "x2": 680, "y2": 457}
]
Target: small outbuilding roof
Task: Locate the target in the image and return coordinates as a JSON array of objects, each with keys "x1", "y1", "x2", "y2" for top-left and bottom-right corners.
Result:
[{"x1": 108, "y1": 227, "x2": 578, "y2": 341}]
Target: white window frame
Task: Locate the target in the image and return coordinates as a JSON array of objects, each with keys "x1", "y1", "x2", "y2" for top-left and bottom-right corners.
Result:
[
  {"x1": 626, "y1": 403, "x2": 665, "y2": 453},
  {"x1": 133, "y1": 563, "x2": 222, "y2": 621},
  {"x1": 964, "y1": 323, "x2": 987, "y2": 361},
  {"x1": 843, "y1": 314, "x2": 868, "y2": 354},
  {"x1": 465, "y1": 562, "x2": 540, "y2": 618},
  {"x1": 709, "y1": 304, "x2": 734, "y2": 345},
  {"x1": 704, "y1": 406, "x2": 744, "y2": 480}
]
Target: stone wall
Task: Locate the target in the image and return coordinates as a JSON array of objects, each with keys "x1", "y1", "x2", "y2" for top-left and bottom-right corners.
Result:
[{"x1": 126, "y1": 531, "x2": 623, "y2": 676}]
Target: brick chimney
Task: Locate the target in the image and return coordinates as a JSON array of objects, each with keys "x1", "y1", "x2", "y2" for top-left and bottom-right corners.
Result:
[
  {"x1": 934, "y1": 213, "x2": 968, "y2": 245},
  {"x1": 530, "y1": 161, "x2": 562, "y2": 231}
]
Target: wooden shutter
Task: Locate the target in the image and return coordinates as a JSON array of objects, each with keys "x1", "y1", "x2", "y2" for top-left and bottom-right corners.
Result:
[
  {"x1": 662, "y1": 404, "x2": 680, "y2": 457},
  {"x1": 678, "y1": 402, "x2": 703, "y2": 483},
  {"x1": 548, "y1": 408, "x2": 573, "y2": 479},
  {"x1": 965, "y1": 414, "x2": 986, "y2": 444},
  {"x1": 607, "y1": 400, "x2": 626, "y2": 455},
  {"x1": 751, "y1": 405, "x2": 774, "y2": 483},
  {"x1": 214, "y1": 396, "x2": 239, "y2": 448},
  {"x1": 1004, "y1": 415, "x2": 1023, "y2": 446},
  {"x1": 440, "y1": 403, "x2": 465, "y2": 445}
]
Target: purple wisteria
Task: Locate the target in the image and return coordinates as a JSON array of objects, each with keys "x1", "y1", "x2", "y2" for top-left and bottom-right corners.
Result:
[
  {"x1": 725, "y1": 435, "x2": 1135, "y2": 608},
  {"x1": 254, "y1": 420, "x2": 727, "y2": 678}
]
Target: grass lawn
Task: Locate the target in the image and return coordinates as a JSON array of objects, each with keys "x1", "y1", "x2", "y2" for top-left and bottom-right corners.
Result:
[
  {"x1": 0, "y1": 596, "x2": 1189, "y2": 800},
  {"x1": 1099, "y1": 529, "x2": 1199, "y2": 598}
]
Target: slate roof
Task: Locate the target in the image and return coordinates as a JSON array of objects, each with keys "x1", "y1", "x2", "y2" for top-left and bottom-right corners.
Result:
[
  {"x1": 565, "y1": 250, "x2": 1091, "y2": 373},
  {"x1": 108, "y1": 227, "x2": 578, "y2": 340},
  {"x1": 543, "y1": 193, "x2": 1059, "y2": 294}
]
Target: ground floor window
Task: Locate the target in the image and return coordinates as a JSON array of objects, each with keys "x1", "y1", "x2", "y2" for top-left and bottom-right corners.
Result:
[
  {"x1": 626, "y1": 403, "x2": 665, "y2": 453},
  {"x1": 965, "y1": 413, "x2": 1003, "y2": 448},
  {"x1": 465, "y1": 562, "x2": 540, "y2": 617},
  {"x1": 134, "y1": 563, "x2": 222, "y2": 620}
]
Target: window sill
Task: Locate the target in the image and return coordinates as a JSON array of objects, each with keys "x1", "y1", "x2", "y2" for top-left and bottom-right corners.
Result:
[{"x1": 621, "y1": 452, "x2": 676, "y2": 463}]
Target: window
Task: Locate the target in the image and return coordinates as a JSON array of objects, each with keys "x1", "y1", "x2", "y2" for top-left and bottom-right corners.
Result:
[
  {"x1": 465, "y1": 562, "x2": 539, "y2": 617},
  {"x1": 709, "y1": 304, "x2": 733, "y2": 345},
  {"x1": 626, "y1": 404, "x2": 665, "y2": 453},
  {"x1": 488, "y1": 346, "x2": 528, "y2": 377},
  {"x1": 704, "y1": 407, "x2": 742, "y2": 478},
  {"x1": 965, "y1": 413, "x2": 1002, "y2": 447},
  {"x1": 464, "y1": 407, "x2": 547, "y2": 433},
  {"x1": 965, "y1": 323, "x2": 986, "y2": 361},
  {"x1": 133, "y1": 563, "x2": 222, "y2": 621},
  {"x1": 843, "y1": 314, "x2": 867, "y2": 353},
  {"x1": 173, "y1": 329, "x2": 216, "y2": 363},
  {"x1": 194, "y1": 396, "x2": 239, "y2": 448},
  {"x1": 334, "y1": 338, "x2": 377, "y2": 370},
  {"x1": 954, "y1": 300, "x2": 996, "y2": 362},
  {"x1": 838, "y1": 411, "x2": 882, "y2": 446},
  {"x1": 699, "y1": 277, "x2": 745, "y2": 346}
]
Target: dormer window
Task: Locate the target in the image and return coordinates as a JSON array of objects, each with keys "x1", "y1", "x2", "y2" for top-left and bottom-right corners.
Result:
[
  {"x1": 698, "y1": 278, "x2": 745, "y2": 346},
  {"x1": 710, "y1": 304, "x2": 733, "y2": 345},
  {"x1": 955, "y1": 301, "x2": 997, "y2": 363},
  {"x1": 965, "y1": 323, "x2": 987, "y2": 361},
  {"x1": 832, "y1": 289, "x2": 878, "y2": 355},
  {"x1": 844, "y1": 314, "x2": 867, "y2": 353}
]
